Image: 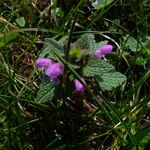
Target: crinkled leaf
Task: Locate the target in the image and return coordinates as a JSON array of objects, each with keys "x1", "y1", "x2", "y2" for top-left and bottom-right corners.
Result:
[
  {"x1": 123, "y1": 35, "x2": 141, "y2": 52},
  {"x1": 142, "y1": 36, "x2": 150, "y2": 52},
  {"x1": 83, "y1": 57, "x2": 126, "y2": 90},
  {"x1": 75, "y1": 33, "x2": 108, "y2": 54},
  {"x1": 36, "y1": 76, "x2": 56, "y2": 103},
  {"x1": 96, "y1": 72, "x2": 126, "y2": 91},
  {"x1": 16, "y1": 17, "x2": 26, "y2": 27},
  {"x1": 76, "y1": 33, "x2": 96, "y2": 52},
  {"x1": 39, "y1": 38, "x2": 64, "y2": 60},
  {"x1": 83, "y1": 56, "x2": 115, "y2": 76},
  {"x1": 97, "y1": 40, "x2": 108, "y2": 50}
]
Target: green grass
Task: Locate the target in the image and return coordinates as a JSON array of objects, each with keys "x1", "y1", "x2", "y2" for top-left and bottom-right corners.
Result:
[{"x1": 0, "y1": 0, "x2": 150, "y2": 149}]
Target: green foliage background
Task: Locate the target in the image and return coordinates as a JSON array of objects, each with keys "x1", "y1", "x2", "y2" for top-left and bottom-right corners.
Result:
[{"x1": 0, "y1": 0, "x2": 149, "y2": 149}]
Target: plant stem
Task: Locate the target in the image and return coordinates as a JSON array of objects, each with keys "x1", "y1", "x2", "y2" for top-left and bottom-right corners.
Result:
[{"x1": 64, "y1": 12, "x2": 78, "y2": 61}]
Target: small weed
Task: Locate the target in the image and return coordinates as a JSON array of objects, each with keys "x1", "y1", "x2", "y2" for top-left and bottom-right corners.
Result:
[{"x1": 0, "y1": 0, "x2": 149, "y2": 149}]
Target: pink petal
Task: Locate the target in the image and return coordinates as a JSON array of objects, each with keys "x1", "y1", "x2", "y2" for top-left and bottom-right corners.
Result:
[
  {"x1": 95, "y1": 45, "x2": 113, "y2": 58},
  {"x1": 45, "y1": 63, "x2": 64, "y2": 79},
  {"x1": 35, "y1": 58, "x2": 52, "y2": 68},
  {"x1": 74, "y1": 80, "x2": 85, "y2": 93}
]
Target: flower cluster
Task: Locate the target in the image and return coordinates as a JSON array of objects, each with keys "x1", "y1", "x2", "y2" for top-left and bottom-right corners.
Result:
[
  {"x1": 35, "y1": 44, "x2": 113, "y2": 93},
  {"x1": 95, "y1": 44, "x2": 113, "y2": 59},
  {"x1": 35, "y1": 58, "x2": 64, "y2": 84}
]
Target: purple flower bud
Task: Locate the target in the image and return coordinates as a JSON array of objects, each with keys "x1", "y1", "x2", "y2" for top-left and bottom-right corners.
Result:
[
  {"x1": 74, "y1": 80, "x2": 85, "y2": 93},
  {"x1": 45, "y1": 63, "x2": 64, "y2": 81},
  {"x1": 95, "y1": 45, "x2": 113, "y2": 59},
  {"x1": 35, "y1": 58, "x2": 52, "y2": 68}
]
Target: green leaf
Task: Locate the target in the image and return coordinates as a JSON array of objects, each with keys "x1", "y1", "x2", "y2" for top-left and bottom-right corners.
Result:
[
  {"x1": 0, "y1": 32, "x2": 18, "y2": 48},
  {"x1": 74, "y1": 33, "x2": 108, "y2": 54},
  {"x1": 97, "y1": 40, "x2": 108, "y2": 50},
  {"x1": 132, "y1": 56, "x2": 147, "y2": 66},
  {"x1": 36, "y1": 76, "x2": 56, "y2": 103},
  {"x1": 69, "y1": 47, "x2": 83, "y2": 61},
  {"x1": 39, "y1": 38, "x2": 64, "y2": 60},
  {"x1": 16, "y1": 17, "x2": 26, "y2": 27},
  {"x1": 142, "y1": 36, "x2": 150, "y2": 52},
  {"x1": 135, "y1": 126, "x2": 150, "y2": 146},
  {"x1": 92, "y1": 0, "x2": 113, "y2": 10},
  {"x1": 75, "y1": 33, "x2": 108, "y2": 54},
  {"x1": 127, "y1": 125, "x2": 150, "y2": 149},
  {"x1": 76, "y1": 33, "x2": 96, "y2": 52},
  {"x1": 83, "y1": 56, "x2": 115, "y2": 76},
  {"x1": 123, "y1": 35, "x2": 140, "y2": 52},
  {"x1": 53, "y1": 7, "x2": 64, "y2": 17},
  {"x1": 96, "y1": 72, "x2": 127, "y2": 90},
  {"x1": 83, "y1": 57, "x2": 126, "y2": 90}
]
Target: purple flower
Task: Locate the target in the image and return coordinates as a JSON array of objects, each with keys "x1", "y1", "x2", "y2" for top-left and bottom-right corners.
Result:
[
  {"x1": 35, "y1": 58, "x2": 64, "y2": 84},
  {"x1": 45, "y1": 63, "x2": 64, "y2": 84},
  {"x1": 35, "y1": 58, "x2": 52, "y2": 68},
  {"x1": 95, "y1": 45, "x2": 113, "y2": 59},
  {"x1": 74, "y1": 80, "x2": 85, "y2": 93}
]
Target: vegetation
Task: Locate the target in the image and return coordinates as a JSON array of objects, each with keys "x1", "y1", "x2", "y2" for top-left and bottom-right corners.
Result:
[{"x1": 0, "y1": 0, "x2": 149, "y2": 149}]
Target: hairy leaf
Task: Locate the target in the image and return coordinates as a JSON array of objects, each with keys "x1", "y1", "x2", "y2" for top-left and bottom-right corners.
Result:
[
  {"x1": 123, "y1": 35, "x2": 140, "y2": 52},
  {"x1": 16, "y1": 17, "x2": 26, "y2": 27},
  {"x1": 83, "y1": 57, "x2": 126, "y2": 90},
  {"x1": 83, "y1": 56, "x2": 115, "y2": 76},
  {"x1": 75, "y1": 33, "x2": 108, "y2": 54},
  {"x1": 36, "y1": 76, "x2": 56, "y2": 103},
  {"x1": 96, "y1": 72, "x2": 126, "y2": 91},
  {"x1": 39, "y1": 38, "x2": 64, "y2": 60}
]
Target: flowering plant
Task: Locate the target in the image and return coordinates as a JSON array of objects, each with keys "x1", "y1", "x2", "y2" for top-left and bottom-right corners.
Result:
[{"x1": 35, "y1": 34, "x2": 126, "y2": 112}]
